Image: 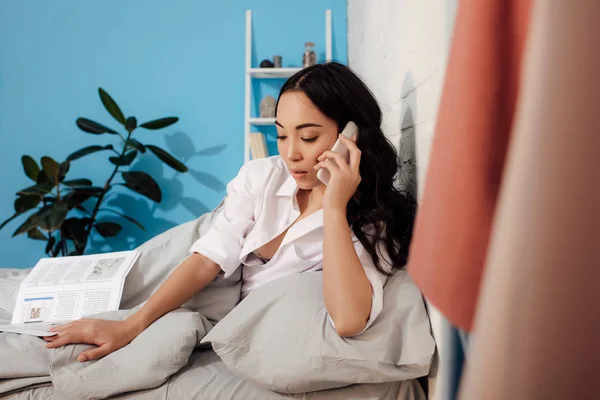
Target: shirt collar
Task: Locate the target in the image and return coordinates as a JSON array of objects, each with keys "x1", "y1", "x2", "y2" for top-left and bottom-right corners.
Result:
[{"x1": 275, "y1": 173, "x2": 298, "y2": 197}]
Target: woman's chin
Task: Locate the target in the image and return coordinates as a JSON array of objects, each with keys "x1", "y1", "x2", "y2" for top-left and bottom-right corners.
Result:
[{"x1": 297, "y1": 178, "x2": 325, "y2": 191}]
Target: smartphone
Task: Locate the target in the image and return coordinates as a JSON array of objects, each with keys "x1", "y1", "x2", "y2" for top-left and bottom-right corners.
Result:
[{"x1": 317, "y1": 121, "x2": 359, "y2": 185}]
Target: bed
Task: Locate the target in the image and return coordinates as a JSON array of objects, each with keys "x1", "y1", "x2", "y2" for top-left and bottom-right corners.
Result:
[{"x1": 0, "y1": 207, "x2": 433, "y2": 400}]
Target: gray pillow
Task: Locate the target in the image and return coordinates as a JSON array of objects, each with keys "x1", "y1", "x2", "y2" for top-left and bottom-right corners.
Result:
[{"x1": 201, "y1": 270, "x2": 435, "y2": 394}]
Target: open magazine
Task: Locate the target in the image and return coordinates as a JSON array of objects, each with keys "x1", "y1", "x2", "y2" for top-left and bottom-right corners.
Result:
[{"x1": 0, "y1": 250, "x2": 139, "y2": 337}]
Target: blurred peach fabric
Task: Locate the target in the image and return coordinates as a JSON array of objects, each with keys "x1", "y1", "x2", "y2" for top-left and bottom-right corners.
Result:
[
  {"x1": 408, "y1": 0, "x2": 532, "y2": 331},
  {"x1": 460, "y1": 1, "x2": 600, "y2": 398}
]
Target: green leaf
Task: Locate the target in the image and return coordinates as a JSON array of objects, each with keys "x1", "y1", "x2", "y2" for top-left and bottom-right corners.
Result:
[
  {"x1": 12, "y1": 213, "x2": 39, "y2": 236},
  {"x1": 95, "y1": 221, "x2": 122, "y2": 237},
  {"x1": 67, "y1": 145, "x2": 114, "y2": 161},
  {"x1": 62, "y1": 179, "x2": 93, "y2": 187},
  {"x1": 41, "y1": 156, "x2": 60, "y2": 183},
  {"x1": 37, "y1": 201, "x2": 69, "y2": 232},
  {"x1": 127, "y1": 138, "x2": 146, "y2": 153},
  {"x1": 99, "y1": 208, "x2": 145, "y2": 230},
  {"x1": 37, "y1": 170, "x2": 50, "y2": 184},
  {"x1": 121, "y1": 171, "x2": 162, "y2": 202},
  {"x1": 64, "y1": 187, "x2": 104, "y2": 210},
  {"x1": 63, "y1": 217, "x2": 90, "y2": 251},
  {"x1": 76, "y1": 118, "x2": 118, "y2": 135},
  {"x1": 139, "y1": 117, "x2": 178, "y2": 130},
  {"x1": 27, "y1": 228, "x2": 47, "y2": 241},
  {"x1": 99, "y1": 88, "x2": 126, "y2": 126},
  {"x1": 58, "y1": 161, "x2": 70, "y2": 182},
  {"x1": 22, "y1": 156, "x2": 40, "y2": 182},
  {"x1": 17, "y1": 182, "x2": 54, "y2": 196},
  {"x1": 109, "y1": 150, "x2": 138, "y2": 166},
  {"x1": 34, "y1": 205, "x2": 54, "y2": 231},
  {"x1": 126, "y1": 116, "x2": 137, "y2": 132},
  {"x1": 45, "y1": 235, "x2": 56, "y2": 254},
  {"x1": 15, "y1": 195, "x2": 41, "y2": 213},
  {"x1": 0, "y1": 213, "x2": 21, "y2": 231},
  {"x1": 64, "y1": 191, "x2": 93, "y2": 209},
  {"x1": 146, "y1": 145, "x2": 188, "y2": 172}
]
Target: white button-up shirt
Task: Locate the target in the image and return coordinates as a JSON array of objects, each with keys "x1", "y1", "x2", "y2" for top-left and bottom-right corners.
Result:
[{"x1": 190, "y1": 156, "x2": 391, "y2": 331}]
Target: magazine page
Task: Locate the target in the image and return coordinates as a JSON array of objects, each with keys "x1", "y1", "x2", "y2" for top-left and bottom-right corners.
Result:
[
  {"x1": 22, "y1": 251, "x2": 137, "y2": 287},
  {"x1": 0, "y1": 320, "x2": 65, "y2": 336},
  {"x1": 0, "y1": 250, "x2": 139, "y2": 336}
]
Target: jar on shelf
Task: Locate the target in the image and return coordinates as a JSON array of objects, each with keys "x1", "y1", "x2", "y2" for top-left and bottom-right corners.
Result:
[
  {"x1": 259, "y1": 96, "x2": 276, "y2": 118},
  {"x1": 302, "y1": 42, "x2": 317, "y2": 67}
]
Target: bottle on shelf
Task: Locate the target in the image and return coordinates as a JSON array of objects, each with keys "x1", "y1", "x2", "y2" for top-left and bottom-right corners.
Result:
[{"x1": 302, "y1": 42, "x2": 317, "y2": 67}]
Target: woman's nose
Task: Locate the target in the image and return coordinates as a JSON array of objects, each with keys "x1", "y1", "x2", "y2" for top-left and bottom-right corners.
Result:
[{"x1": 286, "y1": 141, "x2": 303, "y2": 161}]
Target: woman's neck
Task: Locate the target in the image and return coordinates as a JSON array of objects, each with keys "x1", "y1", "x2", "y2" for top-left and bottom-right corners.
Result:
[{"x1": 297, "y1": 185, "x2": 326, "y2": 213}]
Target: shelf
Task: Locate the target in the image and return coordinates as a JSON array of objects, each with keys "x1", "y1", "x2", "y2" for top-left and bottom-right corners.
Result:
[
  {"x1": 249, "y1": 117, "x2": 276, "y2": 125},
  {"x1": 248, "y1": 68, "x2": 302, "y2": 78},
  {"x1": 244, "y1": 9, "x2": 332, "y2": 164}
]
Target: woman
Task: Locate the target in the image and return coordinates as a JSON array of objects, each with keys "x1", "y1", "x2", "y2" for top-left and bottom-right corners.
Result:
[{"x1": 44, "y1": 62, "x2": 417, "y2": 362}]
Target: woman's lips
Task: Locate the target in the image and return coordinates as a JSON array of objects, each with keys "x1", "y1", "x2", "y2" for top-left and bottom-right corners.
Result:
[{"x1": 291, "y1": 169, "x2": 308, "y2": 179}]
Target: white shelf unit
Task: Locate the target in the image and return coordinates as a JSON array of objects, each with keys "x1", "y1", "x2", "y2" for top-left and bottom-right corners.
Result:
[
  {"x1": 244, "y1": 9, "x2": 333, "y2": 163},
  {"x1": 248, "y1": 117, "x2": 276, "y2": 125},
  {"x1": 248, "y1": 68, "x2": 302, "y2": 78}
]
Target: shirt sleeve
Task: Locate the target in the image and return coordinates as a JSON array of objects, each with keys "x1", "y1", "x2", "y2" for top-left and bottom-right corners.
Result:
[
  {"x1": 328, "y1": 239, "x2": 392, "y2": 336},
  {"x1": 189, "y1": 164, "x2": 256, "y2": 278}
]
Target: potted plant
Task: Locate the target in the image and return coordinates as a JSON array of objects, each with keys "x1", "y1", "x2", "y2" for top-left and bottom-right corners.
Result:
[{"x1": 0, "y1": 88, "x2": 188, "y2": 257}]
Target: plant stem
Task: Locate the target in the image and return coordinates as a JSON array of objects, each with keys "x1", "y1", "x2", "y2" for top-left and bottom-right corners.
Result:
[
  {"x1": 60, "y1": 227, "x2": 68, "y2": 256},
  {"x1": 82, "y1": 129, "x2": 134, "y2": 251}
]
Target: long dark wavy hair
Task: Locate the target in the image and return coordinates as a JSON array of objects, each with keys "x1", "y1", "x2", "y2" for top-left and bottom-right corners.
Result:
[{"x1": 276, "y1": 62, "x2": 417, "y2": 275}]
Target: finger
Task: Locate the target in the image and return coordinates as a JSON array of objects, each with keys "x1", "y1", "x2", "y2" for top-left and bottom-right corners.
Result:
[
  {"x1": 318, "y1": 151, "x2": 350, "y2": 171},
  {"x1": 318, "y1": 150, "x2": 345, "y2": 162},
  {"x1": 50, "y1": 322, "x2": 74, "y2": 332},
  {"x1": 45, "y1": 333, "x2": 76, "y2": 349},
  {"x1": 314, "y1": 159, "x2": 341, "y2": 176},
  {"x1": 43, "y1": 335, "x2": 59, "y2": 342},
  {"x1": 46, "y1": 330, "x2": 87, "y2": 348},
  {"x1": 78, "y1": 344, "x2": 112, "y2": 362},
  {"x1": 337, "y1": 133, "x2": 359, "y2": 146},
  {"x1": 337, "y1": 135, "x2": 362, "y2": 173}
]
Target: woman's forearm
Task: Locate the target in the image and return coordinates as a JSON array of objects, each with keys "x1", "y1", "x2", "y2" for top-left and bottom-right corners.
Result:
[
  {"x1": 322, "y1": 208, "x2": 372, "y2": 336},
  {"x1": 126, "y1": 253, "x2": 221, "y2": 335}
]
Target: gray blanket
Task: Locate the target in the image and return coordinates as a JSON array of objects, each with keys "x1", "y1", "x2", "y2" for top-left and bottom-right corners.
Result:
[
  {"x1": 0, "y1": 307, "x2": 212, "y2": 399},
  {"x1": 0, "y1": 303, "x2": 424, "y2": 400},
  {"x1": 0, "y1": 210, "x2": 426, "y2": 400}
]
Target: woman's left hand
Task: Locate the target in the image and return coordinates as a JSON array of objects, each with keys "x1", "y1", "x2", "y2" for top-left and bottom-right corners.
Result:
[{"x1": 314, "y1": 134, "x2": 361, "y2": 211}]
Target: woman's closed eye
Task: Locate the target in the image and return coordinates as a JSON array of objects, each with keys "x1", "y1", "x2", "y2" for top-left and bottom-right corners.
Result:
[{"x1": 276, "y1": 135, "x2": 318, "y2": 143}]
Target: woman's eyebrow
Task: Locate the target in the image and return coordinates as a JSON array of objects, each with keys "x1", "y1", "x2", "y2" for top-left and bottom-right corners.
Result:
[{"x1": 275, "y1": 121, "x2": 323, "y2": 130}]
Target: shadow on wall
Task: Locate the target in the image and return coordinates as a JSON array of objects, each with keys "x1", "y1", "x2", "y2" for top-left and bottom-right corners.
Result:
[
  {"x1": 86, "y1": 131, "x2": 227, "y2": 255},
  {"x1": 397, "y1": 71, "x2": 419, "y2": 201}
]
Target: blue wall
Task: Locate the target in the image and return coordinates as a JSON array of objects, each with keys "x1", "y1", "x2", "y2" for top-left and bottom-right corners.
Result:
[{"x1": 0, "y1": 1, "x2": 347, "y2": 268}]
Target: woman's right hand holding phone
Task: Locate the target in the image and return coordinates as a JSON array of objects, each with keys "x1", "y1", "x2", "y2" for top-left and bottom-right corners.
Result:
[{"x1": 314, "y1": 133, "x2": 362, "y2": 211}]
